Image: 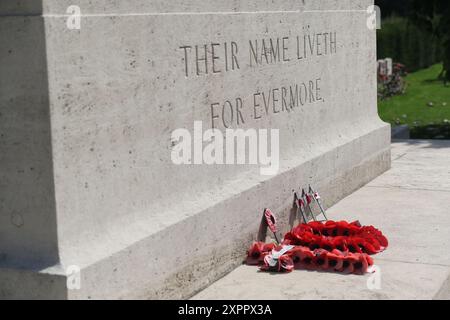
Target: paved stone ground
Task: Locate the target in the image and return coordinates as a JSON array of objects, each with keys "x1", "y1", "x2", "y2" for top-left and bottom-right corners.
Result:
[{"x1": 193, "y1": 140, "x2": 450, "y2": 300}]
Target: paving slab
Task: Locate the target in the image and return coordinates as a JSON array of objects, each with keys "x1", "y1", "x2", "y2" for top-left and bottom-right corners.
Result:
[
  {"x1": 192, "y1": 261, "x2": 449, "y2": 300},
  {"x1": 193, "y1": 140, "x2": 450, "y2": 300},
  {"x1": 369, "y1": 139, "x2": 450, "y2": 192}
]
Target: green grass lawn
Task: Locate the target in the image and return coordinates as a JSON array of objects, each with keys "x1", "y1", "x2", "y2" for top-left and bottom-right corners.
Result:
[{"x1": 378, "y1": 64, "x2": 450, "y2": 139}]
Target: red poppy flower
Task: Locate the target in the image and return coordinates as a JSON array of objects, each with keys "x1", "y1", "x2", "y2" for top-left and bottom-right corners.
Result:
[
  {"x1": 360, "y1": 226, "x2": 388, "y2": 248},
  {"x1": 289, "y1": 247, "x2": 304, "y2": 269},
  {"x1": 308, "y1": 221, "x2": 325, "y2": 235},
  {"x1": 353, "y1": 238, "x2": 378, "y2": 255},
  {"x1": 331, "y1": 236, "x2": 348, "y2": 252},
  {"x1": 331, "y1": 248, "x2": 345, "y2": 255},
  {"x1": 323, "y1": 221, "x2": 338, "y2": 236},
  {"x1": 282, "y1": 238, "x2": 294, "y2": 246},
  {"x1": 263, "y1": 243, "x2": 276, "y2": 252},
  {"x1": 308, "y1": 235, "x2": 322, "y2": 251},
  {"x1": 296, "y1": 246, "x2": 316, "y2": 270},
  {"x1": 296, "y1": 224, "x2": 313, "y2": 234},
  {"x1": 288, "y1": 230, "x2": 314, "y2": 246},
  {"x1": 365, "y1": 254, "x2": 374, "y2": 266},
  {"x1": 360, "y1": 235, "x2": 381, "y2": 253},
  {"x1": 350, "y1": 220, "x2": 362, "y2": 228},
  {"x1": 377, "y1": 234, "x2": 388, "y2": 249},
  {"x1": 345, "y1": 221, "x2": 363, "y2": 235},
  {"x1": 335, "y1": 221, "x2": 351, "y2": 236},
  {"x1": 320, "y1": 237, "x2": 335, "y2": 252},
  {"x1": 346, "y1": 238, "x2": 363, "y2": 253},
  {"x1": 313, "y1": 249, "x2": 329, "y2": 270},
  {"x1": 246, "y1": 242, "x2": 276, "y2": 265},
  {"x1": 351, "y1": 253, "x2": 369, "y2": 275},
  {"x1": 284, "y1": 225, "x2": 312, "y2": 245},
  {"x1": 246, "y1": 242, "x2": 266, "y2": 265},
  {"x1": 339, "y1": 253, "x2": 358, "y2": 274},
  {"x1": 326, "y1": 251, "x2": 344, "y2": 271},
  {"x1": 283, "y1": 232, "x2": 297, "y2": 246}
]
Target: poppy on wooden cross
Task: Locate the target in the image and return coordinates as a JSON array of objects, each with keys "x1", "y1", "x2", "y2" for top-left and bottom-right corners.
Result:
[
  {"x1": 302, "y1": 188, "x2": 316, "y2": 221},
  {"x1": 294, "y1": 192, "x2": 308, "y2": 223},
  {"x1": 263, "y1": 208, "x2": 280, "y2": 244},
  {"x1": 309, "y1": 185, "x2": 328, "y2": 221}
]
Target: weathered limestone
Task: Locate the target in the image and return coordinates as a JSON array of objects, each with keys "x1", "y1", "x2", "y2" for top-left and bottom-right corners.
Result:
[{"x1": 0, "y1": 0, "x2": 390, "y2": 299}]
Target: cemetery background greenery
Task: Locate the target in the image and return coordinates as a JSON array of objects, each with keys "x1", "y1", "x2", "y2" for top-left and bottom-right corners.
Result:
[
  {"x1": 376, "y1": 0, "x2": 450, "y2": 139},
  {"x1": 378, "y1": 64, "x2": 450, "y2": 139}
]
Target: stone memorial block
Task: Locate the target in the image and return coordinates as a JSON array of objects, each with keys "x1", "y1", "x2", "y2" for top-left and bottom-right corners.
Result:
[
  {"x1": 0, "y1": 0, "x2": 390, "y2": 299},
  {"x1": 378, "y1": 58, "x2": 393, "y2": 77}
]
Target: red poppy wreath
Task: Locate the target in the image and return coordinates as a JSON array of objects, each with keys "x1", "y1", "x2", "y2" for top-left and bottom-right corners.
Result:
[{"x1": 246, "y1": 220, "x2": 388, "y2": 275}]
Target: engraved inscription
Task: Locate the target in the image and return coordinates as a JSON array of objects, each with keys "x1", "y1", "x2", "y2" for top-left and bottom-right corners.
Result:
[
  {"x1": 177, "y1": 28, "x2": 338, "y2": 129},
  {"x1": 179, "y1": 29, "x2": 338, "y2": 77}
]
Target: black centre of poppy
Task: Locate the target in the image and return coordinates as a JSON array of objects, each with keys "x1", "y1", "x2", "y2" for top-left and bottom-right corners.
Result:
[
  {"x1": 323, "y1": 245, "x2": 333, "y2": 251},
  {"x1": 303, "y1": 258, "x2": 312, "y2": 264},
  {"x1": 293, "y1": 256, "x2": 300, "y2": 263},
  {"x1": 343, "y1": 261, "x2": 350, "y2": 268},
  {"x1": 329, "y1": 260, "x2": 338, "y2": 267},
  {"x1": 354, "y1": 262, "x2": 363, "y2": 269},
  {"x1": 316, "y1": 258, "x2": 325, "y2": 266},
  {"x1": 251, "y1": 252, "x2": 260, "y2": 259}
]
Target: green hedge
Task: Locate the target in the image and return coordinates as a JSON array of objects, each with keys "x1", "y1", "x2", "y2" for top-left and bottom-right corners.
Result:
[{"x1": 377, "y1": 16, "x2": 442, "y2": 72}]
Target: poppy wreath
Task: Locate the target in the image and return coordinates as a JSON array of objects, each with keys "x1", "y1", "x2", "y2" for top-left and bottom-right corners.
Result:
[{"x1": 246, "y1": 220, "x2": 387, "y2": 275}]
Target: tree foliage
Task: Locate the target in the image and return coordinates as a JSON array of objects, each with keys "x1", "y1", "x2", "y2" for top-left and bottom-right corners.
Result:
[
  {"x1": 411, "y1": 0, "x2": 450, "y2": 82},
  {"x1": 377, "y1": 16, "x2": 441, "y2": 72},
  {"x1": 375, "y1": 0, "x2": 413, "y2": 18}
]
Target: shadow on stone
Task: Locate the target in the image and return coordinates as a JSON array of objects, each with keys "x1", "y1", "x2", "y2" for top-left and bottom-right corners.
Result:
[{"x1": 0, "y1": 1, "x2": 60, "y2": 270}]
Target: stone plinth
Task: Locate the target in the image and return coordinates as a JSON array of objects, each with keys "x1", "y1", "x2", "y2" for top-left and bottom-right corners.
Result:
[{"x1": 0, "y1": 0, "x2": 390, "y2": 299}]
